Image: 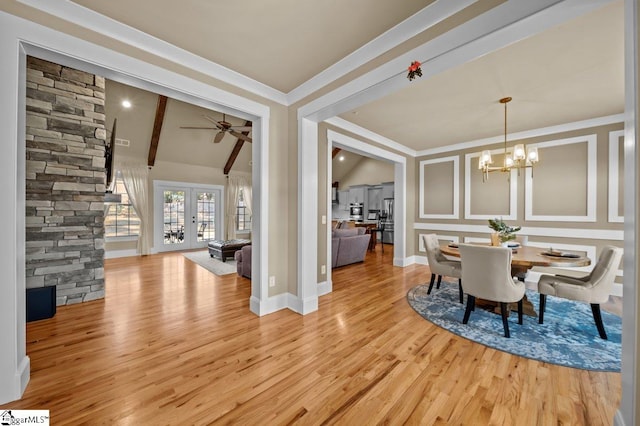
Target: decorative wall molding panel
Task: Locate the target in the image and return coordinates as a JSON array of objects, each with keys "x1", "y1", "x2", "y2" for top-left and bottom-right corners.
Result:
[
  {"x1": 525, "y1": 135, "x2": 597, "y2": 222},
  {"x1": 464, "y1": 149, "x2": 517, "y2": 220},
  {"x1": 419, "y1": 156, "x2": 459, "y2": 219},
  {"x1": 417, "y1": 233, "x2": 459, "y2": 252},
  {"x1": 609, "y1": 130, "x2": 625, "y2": 223},
  {"x1": 414, "y1": 222, "x2": 624, "y2": 241}
]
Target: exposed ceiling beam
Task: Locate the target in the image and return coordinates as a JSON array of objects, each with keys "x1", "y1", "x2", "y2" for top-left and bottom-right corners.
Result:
[
  {"x1": 224, "y1": 120, "x2": 253, "y2": 175},
  {"x1": 147, "y1": 95, "x2": 168, "y2": 167},
  {"x1": 332, "y1": 147, "x2": 341, "y2": 158}
]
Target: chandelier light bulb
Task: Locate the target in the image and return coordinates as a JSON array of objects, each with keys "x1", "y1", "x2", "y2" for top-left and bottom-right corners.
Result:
[
  {"x1": 513, "y1": 144, "x2": 526, "y2": 160},
  {"x1": 479, "y1": 97, "x2": 540, "y2": 181},
  {"x1": 479, "y1": 150, "x2": 492, "y2": 169}
]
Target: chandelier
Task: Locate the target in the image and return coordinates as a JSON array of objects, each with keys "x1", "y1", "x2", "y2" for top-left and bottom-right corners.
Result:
[{"x1": 479, "y1": 97, "x2": 539, "y2": 182}]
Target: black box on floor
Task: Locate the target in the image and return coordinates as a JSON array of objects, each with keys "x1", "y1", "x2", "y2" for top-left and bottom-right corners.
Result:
[{"x1": 26, "y1": 286, "x2": 56, "y2": 322}]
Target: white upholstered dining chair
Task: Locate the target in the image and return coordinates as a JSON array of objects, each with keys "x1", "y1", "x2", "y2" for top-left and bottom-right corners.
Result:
[
  {"x1": 422, "y1": 234, "x2": 463, "y2": 304},
  {"x1": 459, "y1": 244, "x2": 526, "y2": 338},
  {"x1": 537, "y1": 245, "x2": 623, "y2": 340}
]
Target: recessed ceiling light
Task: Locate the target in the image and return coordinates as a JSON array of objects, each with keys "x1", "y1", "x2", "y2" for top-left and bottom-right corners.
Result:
[
  {"x1": 339, "y1": 156, "x2": 345, "y2": 161},
  {"x1": 121, "y1": 100, "x2": 132, "y2": 108}
]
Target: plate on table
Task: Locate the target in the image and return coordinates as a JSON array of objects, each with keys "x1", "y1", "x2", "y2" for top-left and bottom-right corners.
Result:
[
  {"x1": 541, "y1": 250, "x2": 580, "y2": 259},
  {"x1": 507, "y1": 242, "x2": 520, "y2": 248}
]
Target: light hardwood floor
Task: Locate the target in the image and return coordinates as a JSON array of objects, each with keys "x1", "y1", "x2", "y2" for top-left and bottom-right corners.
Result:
[{"x1": 1, "y1": 246, "x2": 621, "y2": 425}]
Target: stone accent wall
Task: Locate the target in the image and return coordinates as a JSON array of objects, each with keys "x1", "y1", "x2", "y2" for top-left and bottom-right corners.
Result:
[{"x1": 25, "y1": 57, "x2": 106, "y2": 305}]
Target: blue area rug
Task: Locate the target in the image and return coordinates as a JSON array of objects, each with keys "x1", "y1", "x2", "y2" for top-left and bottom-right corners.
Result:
[{"x1": 407, "y1": 283, "x2": 621, "y2": 372}]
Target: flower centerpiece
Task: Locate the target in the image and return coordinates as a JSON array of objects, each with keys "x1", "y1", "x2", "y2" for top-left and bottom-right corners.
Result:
[
  {"x1": 488, "y1": 218, "x2": 521, "y2": 246},
  {"x1": 407, "y1": 61, "x2": 422, "y2": 81}
]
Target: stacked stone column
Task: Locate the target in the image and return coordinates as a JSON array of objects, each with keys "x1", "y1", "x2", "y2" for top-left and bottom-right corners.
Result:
[{"x1": 25, "y1": 56, "x2": 106, "y2": 305}]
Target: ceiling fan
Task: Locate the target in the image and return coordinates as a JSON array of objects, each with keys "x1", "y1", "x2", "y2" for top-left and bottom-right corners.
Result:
[{"x1": 180, "y1": 113, "x2": 252, "y2": 143}]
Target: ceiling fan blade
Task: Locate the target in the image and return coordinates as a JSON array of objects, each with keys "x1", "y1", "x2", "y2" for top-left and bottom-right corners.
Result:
[
  {"x1": 229, "y1": 130, "x2": 252, "y2": 143},
  {"x1": 213, "y1": 131, "x2": 225, "y2": 143},
  {"x1": 180, "y1": 126, "x2": 217, "y2": 129},
  {"x1": 229, "y1": 126, "x2": 253, "y2": 132},
  {"x1": 202, "y1": 115, "x2": 219, "y2": 125}
]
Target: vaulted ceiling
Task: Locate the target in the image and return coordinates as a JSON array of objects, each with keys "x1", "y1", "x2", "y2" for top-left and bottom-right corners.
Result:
[{"x1": 105, "y1": 80, "x2": 252, "y2": 172}]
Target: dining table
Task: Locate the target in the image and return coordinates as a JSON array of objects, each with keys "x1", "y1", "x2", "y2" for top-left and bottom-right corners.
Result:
[{"x1": 440, "y1": 242, "x2": 591, "y2": 316}]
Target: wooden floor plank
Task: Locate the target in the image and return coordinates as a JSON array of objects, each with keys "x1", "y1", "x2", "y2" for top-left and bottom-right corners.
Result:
[{"x1": 0, "y1": 246, "x2": 621, "y2": 425}]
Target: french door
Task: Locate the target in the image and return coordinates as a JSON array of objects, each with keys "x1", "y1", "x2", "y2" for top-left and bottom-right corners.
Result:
[{"x1": 154, "y1": 181, "x2": 224, "y2": 252}]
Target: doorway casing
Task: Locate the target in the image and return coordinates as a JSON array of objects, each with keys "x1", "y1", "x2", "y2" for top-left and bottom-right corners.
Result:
[
  {"x1": 0, "y1": 11, "x2": 270, "y2": 404},
  {"x1": 321, "y1": 129, "x2": 407, "y2": 295}
]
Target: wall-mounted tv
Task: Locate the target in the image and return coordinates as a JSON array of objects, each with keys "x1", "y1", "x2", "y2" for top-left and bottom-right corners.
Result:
[{"x1": 105, "y1": 118, "x2": 117, "y2": 192}]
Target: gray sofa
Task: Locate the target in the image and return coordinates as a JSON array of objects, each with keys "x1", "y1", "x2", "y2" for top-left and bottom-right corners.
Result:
[
  {"x1": 332, "y1": 228, "x2": 371, "y2": 268},
  {"x1": 234, "y1": 245, "x2": 252, "y2": 278}
]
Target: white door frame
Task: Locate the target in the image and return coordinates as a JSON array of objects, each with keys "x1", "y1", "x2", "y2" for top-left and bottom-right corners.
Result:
[
  {"x1": 0, "y1": 11, "x2": 270, "y2": 404},
  {"x1": 321, "y1": 130, "x2": 407, "y2": 296},
  {"x1": 153, "y1": 181, "x2": 224, "y2": 252}
]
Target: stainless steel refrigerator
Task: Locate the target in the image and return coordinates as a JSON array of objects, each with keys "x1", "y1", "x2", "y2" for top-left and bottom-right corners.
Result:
[{"x1": 381, "y1": 198, "x2": 394, "y2": 244}]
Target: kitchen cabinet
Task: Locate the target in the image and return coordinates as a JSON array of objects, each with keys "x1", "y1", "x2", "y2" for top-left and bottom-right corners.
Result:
[
  {"x1": 348, "y1": 186, "x2": 366, "y2": 205},
  {"x1": 367, "y1": 187, "x2": 382, "y2": 213},
  {"x1": 337, "y1": 190, "x2": 349, "y2": 211},
  {"x1": 381, "y1": 182, "x2": 394, "y2": 200}
]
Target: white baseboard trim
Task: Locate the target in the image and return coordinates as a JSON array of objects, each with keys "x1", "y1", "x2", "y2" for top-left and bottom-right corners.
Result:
[
  {"x1": 19, "y1": 355, "x2": 30, "y2": 400},
  {"x1": 318, "y1": 280, "x2": 332, "y2": 296},
  {"x1": 611, "y1": 283, "x2": 623, "y2": 298},
  {"x1": 104, "y1": 249, "x2": 138, "y2": 259},
  {"x1": 0, "y1": 356, "x2": 30, "y2": 405},
  {"x1": 250, "y1": 294, "x2": 288, "y2": 316},
  {"x1": 394, "y1": 256, "x2": 417, "y2": 267},
  {"x1": 287, "y1": 293, "x2": 319, "y2": 315},
  {"x1": 250, "y1": 292, "x2": 321, "y2": 316},
  {"x1": 414, "y1": 255, "x2": 429, "y2": 265}
]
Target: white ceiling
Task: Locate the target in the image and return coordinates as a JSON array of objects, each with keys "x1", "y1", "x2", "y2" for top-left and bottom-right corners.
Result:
[{"x1": 71, "y1": 0, "x2": 623, "y2": 155}]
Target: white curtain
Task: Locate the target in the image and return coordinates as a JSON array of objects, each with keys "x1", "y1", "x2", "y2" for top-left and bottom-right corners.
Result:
[
  {"x1": 119, "y1": 161, "x2": 151, "y2": 255},
  {"x1": 226, "y1": 174, "x2": 251, "y2": 240}
]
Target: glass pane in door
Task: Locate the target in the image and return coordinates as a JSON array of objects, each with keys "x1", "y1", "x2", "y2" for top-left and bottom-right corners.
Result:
[
  {"x1": 163, "y1": 190, "x2": 185, "y2": 246},
  {"x1": 196, "y1": 191, "x2": 215, "y2": 242}
]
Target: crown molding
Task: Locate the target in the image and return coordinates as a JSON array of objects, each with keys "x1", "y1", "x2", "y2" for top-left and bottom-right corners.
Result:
[
  {"x1": 326, "y1": 114, "x2": 624, "y2": 161},
  {"x1": 324, "y1": 117, "x2": 416, "y2": 157},
  {"x1": 286, "y1": 0, "x2": 477, "y2": 105},
  {"x1": 17, "y1": 0, "x2": 477, "y2": 108},
  {"x1": 416, "y1": 114, "x2": 625, "y2": 157},
  {"x1": 17, "y1": 0, "x2": 289, "y2": 105}
]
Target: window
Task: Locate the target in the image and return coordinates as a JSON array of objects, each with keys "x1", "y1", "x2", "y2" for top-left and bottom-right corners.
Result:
[
  {"x1": 236, "y1": 188, "x2": 251, "y2": 231},
  {"x1": 105, "y1": 172, "x2": 140, "y2": 238}
]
